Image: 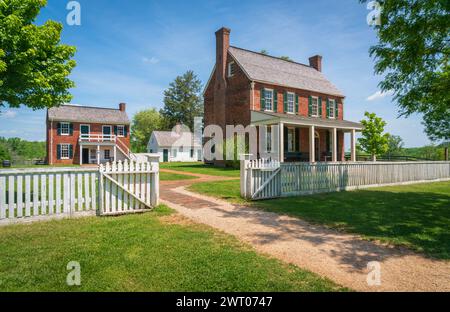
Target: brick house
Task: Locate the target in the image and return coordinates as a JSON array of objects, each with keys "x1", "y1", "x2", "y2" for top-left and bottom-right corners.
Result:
[
  {"x1": 46, "y1": 103, "x2": 131, "y2": 165},
  {"x1": 204, "y1": 27, "x2": 363, "y2": 163}
]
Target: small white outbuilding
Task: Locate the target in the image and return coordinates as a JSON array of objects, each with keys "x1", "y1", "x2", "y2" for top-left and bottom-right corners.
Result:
[{"x1": 147, "y1": 131, "x2": 203, "y2": 162}]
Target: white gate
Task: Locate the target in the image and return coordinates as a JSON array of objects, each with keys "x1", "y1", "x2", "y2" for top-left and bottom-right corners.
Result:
[{"x1": 98, "y1": 160, "x2": 159, "y2": 216}]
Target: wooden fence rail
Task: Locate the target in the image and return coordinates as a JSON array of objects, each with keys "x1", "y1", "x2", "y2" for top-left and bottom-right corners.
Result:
[
  {"x1": 241, "y1": 160, "x2": 450, "y2": 200},
  {"x1": 0, "y1": 159, "x2": 159, "y2": 224}
]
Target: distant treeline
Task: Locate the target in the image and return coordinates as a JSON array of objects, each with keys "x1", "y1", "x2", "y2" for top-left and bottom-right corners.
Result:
[{"x1": 0, "y1": 137, "x2": 46, "y2": 162}]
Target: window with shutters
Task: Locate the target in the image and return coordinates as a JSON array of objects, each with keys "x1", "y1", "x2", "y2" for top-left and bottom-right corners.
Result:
[
  {"x1": 227, "y1": 62, "x2": 235, "y2": 77},
  {"x1": 117, "y1": 125, "x2": 125, "y2": 137},
  {"x1": 264, "y1": 89, "x2": 273, "y2": 111},
  {"x1": 286, "y1": 92, "x2": 295, "y2": 113},
  {"x1": 311, "y1": 97, "x2": 319, "y2": 117},
  {"x1": 60, "y1": 122, "x2": 70, "y2": 136},
  {"x1": 104, "y1": 149, "x2": 111, "y2": 160},
  {"x1": 329, "y1": 99, "x2": 335, "y2": 118},
  {"x1": 60, "y1": 144, "x2": 70, "y2": 159}
]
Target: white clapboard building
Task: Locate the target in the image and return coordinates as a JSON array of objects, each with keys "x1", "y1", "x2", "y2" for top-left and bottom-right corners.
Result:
[{"x1": 147, "y1": 131, "x2": 203, "y2": 162}]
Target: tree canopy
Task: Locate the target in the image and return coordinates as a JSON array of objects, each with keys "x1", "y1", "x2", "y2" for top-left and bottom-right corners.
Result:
[
  {"x1": 160, "y1": 70, "x2": 203, "y2": 131},
  {"x1": 130, "y1": 108, "x2": 163, "y2": 153},
  {"x1": 361, "y1": 0, "x2": 449, "y2": 142},
  {"x1": 358, "y1": 112, "x2": 389, "y2": 161},
  {"x1": 385, "y1": 134, "x2": 404, "y2": 156},
  {"x1": 0, "y1": 0, "x2": 76, "y2": 110}
]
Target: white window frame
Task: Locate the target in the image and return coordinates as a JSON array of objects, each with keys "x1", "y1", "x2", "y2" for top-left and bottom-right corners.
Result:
[
  {"x1": 172, "y1": 149, "x2": 178, "y2": 158},
  {"x1": 264, "y1": 89, "x2": 273, "y2": 112},
  {"x1": 102, "y1": 125, "x2": 112, "y2": 135},
  {"x1": 116, "y1": 125, "x2": 125, "y2": 137},
  {"x1": 328, "y1": 99, "x2": 335, "y2": 119},
  {"x1": 311, "y1": 96, "x2": 319, "y2": 117},
  {"x1": 287, "y1": 92, "x2": 295, "y2": 114},
  {"x1": 80, "y1": 124, "x2": 90, "y2": 136},
  {"x1": 60, "y1": 144, "x2": 70, "y2": 159},
  {"x1": 228, "y1": 61, "x2": 235, "y2": 77},
  {"x1": 60, "y1": 122, "x2": 70, "y2": 136}
]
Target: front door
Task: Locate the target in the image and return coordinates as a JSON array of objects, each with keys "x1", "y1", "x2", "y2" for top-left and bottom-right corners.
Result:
[
  {"x1": 82, "y1": 148, "x2": 90, "y2": 165},
  {"x1": 163, "y1": 149, "x2": 169, "y2": 162}
]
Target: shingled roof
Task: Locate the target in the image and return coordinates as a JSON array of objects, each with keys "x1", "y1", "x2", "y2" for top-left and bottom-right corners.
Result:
[
  {"x1": 47, "y1": 105, "x2": 130, "y2": 124},
  {"x1": 228, "y1": 46, "x2": 344, "y2": 97},
  {"x1": 152, "y1": 131, "x2": 202, "y2": 148}
]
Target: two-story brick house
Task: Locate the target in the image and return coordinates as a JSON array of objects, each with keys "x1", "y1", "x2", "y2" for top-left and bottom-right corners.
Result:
[
  {"x1": 204, "y1": 27, "x2": 363, "y2": 163},
  {"x1": 46, "y1": 103, "x2": 131, "y2": 165}
]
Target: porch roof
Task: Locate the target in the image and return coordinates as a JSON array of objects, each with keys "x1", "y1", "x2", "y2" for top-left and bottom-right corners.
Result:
[{"x1": 250, "y1": 110, "x2": 364, "y2": 131}]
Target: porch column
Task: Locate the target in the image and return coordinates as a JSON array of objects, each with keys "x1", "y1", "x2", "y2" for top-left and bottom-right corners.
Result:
[
  {"x1": 79, "y1": 144, "x2": 83, "y2": 165},
  {"x1": 309, "y1": 125, "x2": 315, "y2": 163},
  {"x1": 279, "y1": 122, "x2": 284, "y2": 162},
  {"x1": 332, "y1": 128, "x2": 337, "y2": 162},
  {"x1": 351, "y1": 129, "x2": 356, "y2": 162},
  {"x1": 97, "y1": 145, "x2": 100, "y2": 165},
  {"x1": 113, "y1": 145, "x2": 117, "y2": 162}
]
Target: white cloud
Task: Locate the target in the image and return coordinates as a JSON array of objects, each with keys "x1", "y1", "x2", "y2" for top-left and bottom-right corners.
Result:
[
  {"x1": 142, "y1": 56, "x2": 159, "y2": 64},
  {"x1": 1, "y1": 110, "x2": 17, "y2": 118},
  {"x1": 366, "y1": 90, "x2": 394, "y2": 101}
]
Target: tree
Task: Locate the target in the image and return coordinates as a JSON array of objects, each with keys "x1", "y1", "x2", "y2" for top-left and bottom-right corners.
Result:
[
  {"x1": 385, "y1": 134, "x2": 404, "y2": 157},
  {"x1": 260, "y1": 49, "x2": 269, "y2": 55},
  {"x1": 280, "y1": 56, "x2": 293, "y2": 61},
  {"x1": 358, "y1": 112, "x2": 389, "y2": 161},
  {"x1": 361, "y1": 0, "x2": 450, "y2": 142},
  {"x1": 160, "y1": 70, "x2": 203, "y2": 131},
  {"x1": 0, "y1": 0, "x2": 76, "y2": 110},
  {"x1": 130, "y1": 108, "x2": 163, "y2": 153}
]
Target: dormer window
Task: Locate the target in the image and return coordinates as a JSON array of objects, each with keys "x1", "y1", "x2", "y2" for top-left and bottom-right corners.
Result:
[{"x1": 228, "y1": 61, "x2": 235, "y2": 77}]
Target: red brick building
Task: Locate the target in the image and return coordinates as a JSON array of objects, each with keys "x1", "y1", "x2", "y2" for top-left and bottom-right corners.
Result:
[
  {"x1": 204, "y1": 27, "x2": 363, "y2": 163},
  {"x1": 46, "y1": 104, "x2": 131, "y2": 165}
]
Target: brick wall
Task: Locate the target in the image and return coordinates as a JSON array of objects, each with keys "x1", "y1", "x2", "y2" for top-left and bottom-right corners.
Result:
[{"x1": 47, "y1": 121, "x2": 130, "y2": 165}]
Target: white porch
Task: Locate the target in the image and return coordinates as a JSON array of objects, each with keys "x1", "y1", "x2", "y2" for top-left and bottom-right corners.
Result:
[
  {"x1": 251, "y1": 111, "x2": 363, "y2": 163},
  {"x1": 79, "y1": 134, "x2": 130, "y2": 165}
]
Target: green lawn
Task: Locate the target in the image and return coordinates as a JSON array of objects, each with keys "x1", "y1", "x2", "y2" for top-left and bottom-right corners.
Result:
[
  {"x1": 0, "y1": 205, "x2": 344, "y2": 292},
  {"x1": 160, "y1": 162, "x2": 240, "y2": 177},
  {"x1": 189, "y1": 180, "x2": 450, "y2": 259},
  {"x1": 160, "y1": 171, "x2": 197, "y2": 181}
]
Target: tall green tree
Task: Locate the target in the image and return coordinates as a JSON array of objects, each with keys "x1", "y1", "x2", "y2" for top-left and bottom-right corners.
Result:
[
  {"x1": 160, "y1": 70, "x2": 203, "y2": 131},
  {"x1": 361, "y1": 0, "x2": 449, "y2": 142},
  {"x1": 358, "y1": 112, "x2": 389, "y2": 161},
  {"x1": 385, "y1": 134, "x2": 404, "y2": 156},
  {"x1": 130, "y1": 108, "x2": 163, "y2": 153},
  {"x1": 0, "y1": 0, "x2": 76, "y2": 110}
]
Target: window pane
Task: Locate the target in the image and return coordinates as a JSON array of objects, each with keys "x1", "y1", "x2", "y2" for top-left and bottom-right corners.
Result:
[
  {"x1": 287, "y1": 93, "x2": 294, "y2": 113},
  {"x1": 265, "y1": 90, "x2": 273, "y2": 111}
]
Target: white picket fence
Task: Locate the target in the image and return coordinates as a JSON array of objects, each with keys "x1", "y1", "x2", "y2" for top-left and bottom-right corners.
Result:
[
  {"x1": 99, "y1": 161, "x2": 159, "y2": 216},
  {"x1": 0, "y1": 160, "x2": 159, "y2": 224},
  {"x1": 241, "y1": 160, "x2": 450, "y2": 200}
]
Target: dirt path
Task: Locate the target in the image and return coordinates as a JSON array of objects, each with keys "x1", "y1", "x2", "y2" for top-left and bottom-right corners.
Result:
[{"x1": 160, "y1": 171, "x2": 450, "y2": 292}]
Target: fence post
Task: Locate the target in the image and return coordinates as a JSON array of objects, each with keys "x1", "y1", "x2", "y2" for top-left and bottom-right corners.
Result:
[
  {"x1": 148, "y1": 155, "x2": 160, "y2": 207},
  {"x1": 240, "y1": 154, "x2": 253, "y2": 199},
  {"x1": 97, "y1": 166, "x2": 103, "y2": 216}
]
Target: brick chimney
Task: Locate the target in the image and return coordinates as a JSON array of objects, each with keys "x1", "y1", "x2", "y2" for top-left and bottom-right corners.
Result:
[
  {"x1": 119, "y1": 102, "x2": 126, "y2": 112},
  {"x1": 213, "y1": 27, "x2": 231, "y2": 132},
  {"x1": 309, "y1": 55, "x2": 322, "y2": 72},
  {"x1": 215, "y1": 27, "x2": 231, "y2": 86}
]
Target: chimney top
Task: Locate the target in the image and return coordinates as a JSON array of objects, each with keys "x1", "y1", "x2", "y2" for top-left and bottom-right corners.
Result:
[
  {"x1": 215, "y1": 27, "x2": 231, "y2": 35},
  {"x1": 309, "y1": 55, "x2": 322, "y2": 72},
  {"x1": 119, "y1": 103, "x2": 126, "y2": 112}
]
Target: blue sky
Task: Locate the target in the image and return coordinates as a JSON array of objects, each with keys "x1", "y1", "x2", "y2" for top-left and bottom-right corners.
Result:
[{"x1": 0, "y1": 0, "x2": 431, "y2": 147}]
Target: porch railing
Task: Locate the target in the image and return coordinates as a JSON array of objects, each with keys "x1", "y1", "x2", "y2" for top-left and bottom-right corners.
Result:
[{"x1": 79, "y1": 134, "x2": 116, "y2": 143}]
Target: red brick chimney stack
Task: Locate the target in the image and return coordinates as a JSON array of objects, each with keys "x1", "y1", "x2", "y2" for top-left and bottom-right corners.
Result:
[
  {"x1": 309, "y1": 55, "x2": 322, "y2": 72},
  {"x1": 215, "y1": 27, "x2": 231, "y2": 84},
  {"x1": 119, "y1": 103, "x2": 126, "y2": 112}
]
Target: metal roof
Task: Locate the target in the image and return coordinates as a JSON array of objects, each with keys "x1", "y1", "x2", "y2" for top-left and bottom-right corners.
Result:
[{"x1": 151, "y1": 131, "x2": 202, "y2": 147}]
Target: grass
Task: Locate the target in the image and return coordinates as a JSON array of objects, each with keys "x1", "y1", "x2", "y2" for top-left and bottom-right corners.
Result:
[
  {"x1": 188, "y1": 180, "x2": 450, "y2": 260},
  {"x1": 0, "y1": 205, "x2": 344, "y2": 292},
  {"x1": 160, "y1": 162, "x2": 240, "y2": 177},
  {"x1": 160, "y1": 171, "x2": 197, "y2": 181}
]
